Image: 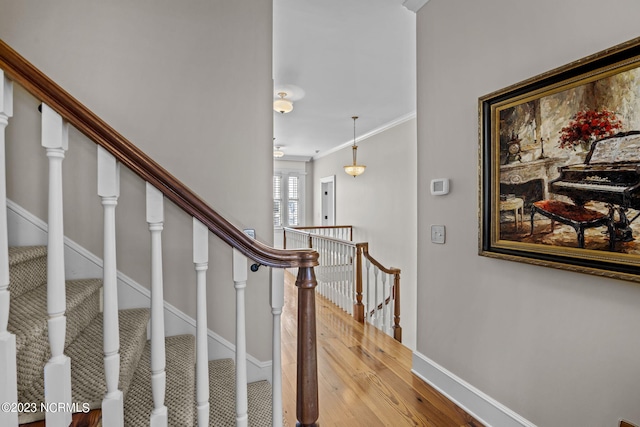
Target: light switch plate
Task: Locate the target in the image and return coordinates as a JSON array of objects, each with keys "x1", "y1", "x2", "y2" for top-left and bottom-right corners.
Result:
[{"x1": 431, "y1": 225, "x2": 445, "y2": 244}]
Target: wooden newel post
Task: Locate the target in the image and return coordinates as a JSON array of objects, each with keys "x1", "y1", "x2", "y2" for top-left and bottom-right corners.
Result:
[
  {"x1": 393, "y1": 271, "x2": 402, "y2": 342},
  {"x1": 296, "y1": 266, "x2": 319, "y2": 427},
  {"x1": 353, "y1": 243, "x2": 365, "y2": 323}
]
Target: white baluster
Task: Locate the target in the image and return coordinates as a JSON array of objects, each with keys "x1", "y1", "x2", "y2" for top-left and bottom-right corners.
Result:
[
  {"x1": 337, "y1": 243, "x2": 341, "y2": 307},
  {"x1": 334, "y1": 242, "x2": 340, "y2": 308},
  {"x1": 98, "y1": 146, "x2": 123, "y2": 426},
  {"x1": 348, "y1": 246, "x2": 355, "y2": 315},
  {"x1": 388, "y1": 273, "x2": 394, "y2": 336},
  {"x1": 41, "y1": 104, "x2": 72, "y2": 427},
  {"x1": 232, "y1": 249, "x2": 248, "y2": 427},
  {"x1": 315, "y1": 237, "x2": 322, "y2": 296},
  {"x1": 193, "y1": 218, "x2": 209, "y2": 427},
  {"x1": 146, "y1": 183, "x2": 167, "y2": 427},
  {"x1": 381, "y1": 272, "x2": 388, "y2": 334},
  {"x1": 0, "y1": 70, "x2": 17, "y2": 427},
  {"x1": 271, "y1": 269, "x2": 284, "y2": 427},
  {"x1": 365, "y1": 259, "x2": 371, "y2": 323}
]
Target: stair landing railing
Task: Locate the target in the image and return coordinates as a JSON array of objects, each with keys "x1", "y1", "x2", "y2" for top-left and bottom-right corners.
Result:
[
  {"x1": 284, "y1": 226, "x2": 401, "y2": 342},
  {"x1": 0, "y1": 40, "x2": 320, "y2": 427}
]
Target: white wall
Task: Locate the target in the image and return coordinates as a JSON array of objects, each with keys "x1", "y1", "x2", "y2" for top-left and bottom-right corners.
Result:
[
  {"x1": 313, "y1": 118, "x2": 417, "y2": 349},
  {"x1": 0, "y1": 0, "x2": 275, "y2": 360},
  {"x1": 416, "y1": 1, "x2": 640, "y2": 425}
]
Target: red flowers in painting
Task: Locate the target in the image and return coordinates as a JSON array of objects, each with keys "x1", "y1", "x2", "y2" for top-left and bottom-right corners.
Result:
[{"x1": 558, "y1": 109, "x2": 623, "y2": 149}]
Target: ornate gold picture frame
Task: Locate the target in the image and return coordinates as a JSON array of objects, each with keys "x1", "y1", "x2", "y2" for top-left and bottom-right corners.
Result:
[{"x1": 479, "y1": 37, "x2": 640, "y2": 282}]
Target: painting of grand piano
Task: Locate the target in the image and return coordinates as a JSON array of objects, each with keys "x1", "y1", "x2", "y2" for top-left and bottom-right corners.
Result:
[{"x1": 479, "y1": 36, "x2": 640, "y2": 282}]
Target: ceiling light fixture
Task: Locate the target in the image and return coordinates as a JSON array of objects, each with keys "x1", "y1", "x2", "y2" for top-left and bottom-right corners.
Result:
[
  {"x1": 273, "y1": 146, "x2": 285, "y2": 158},
  {"x1": 344, "y1": 116, "x2": 366, "y2": 177},
  {"x1": 273, "y1": 92, "x2": 293, "y2": 114}
]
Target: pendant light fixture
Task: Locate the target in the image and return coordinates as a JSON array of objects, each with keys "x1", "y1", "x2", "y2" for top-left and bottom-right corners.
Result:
[
  {"x1": 344, "y1": 116, "x2": 366, "y2": 177},
  {"x1": 273, "y1": 92, "x2": 293, "y2": 114}
]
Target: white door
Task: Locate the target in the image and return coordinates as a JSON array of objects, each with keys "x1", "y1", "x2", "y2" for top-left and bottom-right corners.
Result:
[{"x1": 320, "y1": 175, "x2": 335, "y2": 226}]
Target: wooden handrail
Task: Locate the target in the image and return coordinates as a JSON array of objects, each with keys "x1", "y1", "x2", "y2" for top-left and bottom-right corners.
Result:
[
  {"x1": 284, "y1": 227, "x2": 356, "y2": 247},
  {"x1": 356, "y1": 243, "x2": 402, "y2": 342},
  {"x1": 292, "y1": 225, "x2": 353, "y2": 241},
  {"x1": 0, "y1": 39, "x2": 317, "y2": 269},
  {"x1": 1, "y1": 39, "x2": 320, "y2": 427}
]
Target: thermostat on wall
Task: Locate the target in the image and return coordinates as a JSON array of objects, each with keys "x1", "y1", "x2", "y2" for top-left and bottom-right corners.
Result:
[{"x1": 430, "y1": 178, "x2": 450, "y2": 196}]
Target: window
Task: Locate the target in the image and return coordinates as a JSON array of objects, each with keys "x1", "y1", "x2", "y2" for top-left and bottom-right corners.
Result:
[
  {"x1": 273, "y1": 172, "x2": 305, "y2": 227},
  {"x1": 273, "y1": 175, "x2": 282, "y2": 227},
  {"x1": 288, "y1": 176, "x2": 299, "y2": 226}
]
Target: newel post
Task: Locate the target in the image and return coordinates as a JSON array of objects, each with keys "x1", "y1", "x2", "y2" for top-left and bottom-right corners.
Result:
[
  {"x1": 353, "y1": 243, "x2": 365, "y2": 323},
  {"x1": 295, "y1": 266, "x2": 319, "y2": 427},
  {"x1": 393, "y1": 271, "x2": 402, "y2": 342}
]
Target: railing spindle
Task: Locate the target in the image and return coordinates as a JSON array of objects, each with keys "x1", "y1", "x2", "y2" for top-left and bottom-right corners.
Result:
[
  {"x1": 354, "y1": 244, "x2": 364, "y2": 322},
  {"x1": 232, "y1": 249, "x2": 249, "y2": 427},
  {"x1": 42, "y1": 104, "x2": 72, "y2": 427},
  {"x1": 193, "y1": 219, "x2": 210, "y2": 427},
  {"x1": 381, "y1": 272, "x2": 388, "y2": 333},
  {"x1": 365, "y1": 258, "x2": 371, "y2": 323},
  {"x1": 146, "y1": 183, "x2": 168, "y2": 427},
  {"x1": 271, "y1": 269, "x2": 284, "y2": 427},
  {"x1": 0, "y1": 70, "x2": 17, "y2": 427},
  {"x1": 98, "y1": 146, "x2": 124, "y2": 426}
]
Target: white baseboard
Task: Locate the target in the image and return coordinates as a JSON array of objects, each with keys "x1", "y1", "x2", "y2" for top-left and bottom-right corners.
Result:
[
  {"x1": 7, "y1": 199, "x2": 272, "y2": 383},
  {"x1": 412, "y1": 351, "x2": 536, "y2": 427}
]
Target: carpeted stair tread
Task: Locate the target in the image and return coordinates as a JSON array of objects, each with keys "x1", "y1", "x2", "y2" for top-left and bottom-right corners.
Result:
[
  {"x1": 9, "y1": 278, "x2": 102, "y2": 406},
  {"x1": 9, "y1": 278, "x2": 102, "y2": 353},
  {"x1": 17, "y1": 308, "x2": 151, "y2": 424},
  {"x1": 247, "y1": 381, "x2": 276, "y2": 427},
  {"x1": 8, "y1": 245, "x2": 47, "y2": 298},
  {"x1": 207, "y1": 358, "x2": 277, "y2": 427},
  {"x1": 68, "y1": 308, "x2": 150, "y2": 407},
  {"x1": 124, "y1": 334, "x2": 196, "y2": 426}
]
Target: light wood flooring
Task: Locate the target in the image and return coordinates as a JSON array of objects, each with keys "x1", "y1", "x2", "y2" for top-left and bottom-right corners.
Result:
[
  {"x1": 22, "y1": 270, "x2": 481, "y2": 427},
  {"x1": 281, "y1": 270, "x2": 483, "y2": 427}
]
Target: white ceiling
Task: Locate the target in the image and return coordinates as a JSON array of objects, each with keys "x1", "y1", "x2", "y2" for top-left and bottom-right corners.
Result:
[{"x1": 273, "y1": 0, "x2": 418, "y2": 161}]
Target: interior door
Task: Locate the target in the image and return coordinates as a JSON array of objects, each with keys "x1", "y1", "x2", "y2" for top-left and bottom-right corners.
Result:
[{"x1": 321, "y1": 176, "x2": 335, "y2": 226}]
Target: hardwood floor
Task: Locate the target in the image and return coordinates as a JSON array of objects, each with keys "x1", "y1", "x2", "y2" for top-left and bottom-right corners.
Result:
[
  {"x1": 21, "y1": 409, "x2": 102, "y2": 427},
  {"x1": 281, "y1": 270, "x2": 483, "y2": 427},
  {"x1": 21, "y1": 271, "x2": 480, "y2": 427}
]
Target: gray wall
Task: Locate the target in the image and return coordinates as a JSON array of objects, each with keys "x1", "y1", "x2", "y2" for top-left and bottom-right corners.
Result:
[
  {"x1": 313, "y1": 118, "x2": 417, "y2": 349},
  {"x1": 416, "y1": 0, "x2": 640, "y2": 425},
  {"x1": 0, "y1": 0, "x2": 275, "y2": 360}
]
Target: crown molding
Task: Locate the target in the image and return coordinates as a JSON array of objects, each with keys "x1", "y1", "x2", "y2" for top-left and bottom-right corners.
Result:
[
  {"x1": 402, "y1": 0, "x2": 429, "y2": 13},
  {"x1": 275, "y1": 154, "x2": 313, "y2": 162},
  {"x1": 313, "y1": 111, "x2": 416, "y2": 161}
]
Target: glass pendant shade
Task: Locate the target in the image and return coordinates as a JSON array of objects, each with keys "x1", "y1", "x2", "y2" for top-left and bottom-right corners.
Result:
[
  {"x1": 344, "y1": 116, "x2": 366, "y2": 177},
  {"x1": 344, "y1": 164, "x2": 366, "y2": 177},
  {"x1": 273, "y1": 92, "x2": 293, "y2": 114},
  {"x1": 273, "y1": 146, "x2": 285, "y2": 158}
]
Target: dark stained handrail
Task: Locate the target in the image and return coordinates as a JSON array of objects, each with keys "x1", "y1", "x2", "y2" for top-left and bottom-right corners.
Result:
[
  {"x1": 0, "y1": 38, "x2": 319, "y2": 426},
  {"x1": 357, "y1": 242, "x2": 402, "y2": 342}
]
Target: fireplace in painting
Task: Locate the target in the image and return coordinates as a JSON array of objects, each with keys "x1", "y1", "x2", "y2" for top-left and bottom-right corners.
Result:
[
  {"x1": 499, "y1": 157, "x2": 566, "y2": 204},
  {"x1": 500, "y1": 179, "x2": 544, "y2": 209}
]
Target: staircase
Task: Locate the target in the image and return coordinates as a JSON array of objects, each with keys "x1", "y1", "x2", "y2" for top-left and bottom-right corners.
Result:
[
  {"x1": 8, "y1": 246, "x2": 277, "y2": 426},
  {"x1": 0, "y1": 40, "x2": 321, "y2": 426}
]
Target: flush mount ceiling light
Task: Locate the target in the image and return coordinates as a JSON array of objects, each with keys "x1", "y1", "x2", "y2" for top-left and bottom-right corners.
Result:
[
  {"x1": 344, "y1": 116, "x2": 366, "y2": 177},
  {"x1": 273, "y1": 92, "x2": 293, "y2": 114},
  {"x1": 273, "y1": 146, "x2": 285, "y2": 158}
]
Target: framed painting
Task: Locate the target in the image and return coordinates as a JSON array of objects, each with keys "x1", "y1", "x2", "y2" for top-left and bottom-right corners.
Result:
[{"x1": 479, "y1": 37, "x2": 640, "y2": 282}]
